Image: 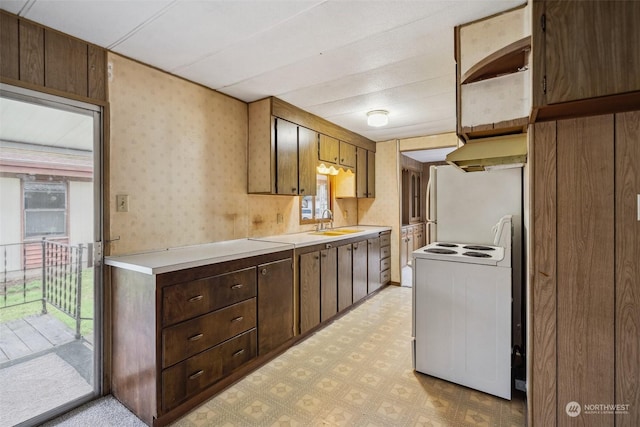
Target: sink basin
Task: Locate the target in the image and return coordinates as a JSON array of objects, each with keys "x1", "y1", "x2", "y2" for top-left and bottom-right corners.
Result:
[{"x1": 309, "y1": 229, "x2": 361, "y2": 236}]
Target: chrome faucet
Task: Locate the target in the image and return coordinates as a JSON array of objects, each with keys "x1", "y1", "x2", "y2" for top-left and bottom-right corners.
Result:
[{"x1": 319, "y1": 209, "x2": 333, "y2": 230}]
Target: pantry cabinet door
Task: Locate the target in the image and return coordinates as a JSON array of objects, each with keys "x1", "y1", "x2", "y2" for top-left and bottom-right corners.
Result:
[
  {"x1": 556, "y1": 115, "x2": 615, "y2": 426},
  {"x1": 615, "y1": 111, "x2": 640, "y2": 427}
]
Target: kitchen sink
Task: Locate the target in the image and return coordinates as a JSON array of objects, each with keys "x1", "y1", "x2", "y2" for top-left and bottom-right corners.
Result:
[{"x1": 309, "y1": 229, "x2": 361, "y2": 236}]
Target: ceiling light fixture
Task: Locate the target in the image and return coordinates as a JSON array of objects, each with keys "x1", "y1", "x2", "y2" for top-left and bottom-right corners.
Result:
[{"x1": 367, "y1": 110, "x2": 389, "y2": 127}]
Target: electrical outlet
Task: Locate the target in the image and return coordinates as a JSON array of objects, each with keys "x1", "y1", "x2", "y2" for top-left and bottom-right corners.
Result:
[
  {"x1": 116, "y1": 194, "x2": 129, "y2": 212},
  {"x1": 276, "y1": 213, "x2": 283, "y2": 224}
]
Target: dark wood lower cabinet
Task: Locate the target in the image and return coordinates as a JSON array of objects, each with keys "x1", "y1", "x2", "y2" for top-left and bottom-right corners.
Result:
[
  {"x1": 320, "y1": 247, "x2": 337, "y2": 321},
  {"x1": 299, "y1": 251, "x2": 320, "y2": 334},
  {"x1": 161, "y1": 329, "x2": 257, "y2": 412},
  {"x1": 352, "y1": 240, "x2": 368, "y2": 302},
  {"x1": 337, "y1": 244, "x2": 353, "y2": 312},
  {"x1": 367, "y1": 237, "x2": 381, "y2": 293},
  {"x1": 257, "y1": 258, "x2": 293, "y2": 355},
  {"x1": 111, "y1": 250, "x2": 294, "y2": 426}
]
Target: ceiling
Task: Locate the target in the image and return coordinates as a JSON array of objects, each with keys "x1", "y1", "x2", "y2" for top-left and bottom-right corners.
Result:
[
  {"x1": 0, "y1": 0, "x2": 523, "y2": 145},
  {"x1": 0, "y1": 97, "x2": 94, "y2": 150}
]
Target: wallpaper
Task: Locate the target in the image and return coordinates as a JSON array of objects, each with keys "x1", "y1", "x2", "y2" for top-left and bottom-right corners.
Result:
[
  {"x1": 107, "y1": 54, "x2": 359, "y2": 255},
  {"x1": 357, "y1": 140, "x2": 400, "y2": 283},
  {"x1": 459, "y1": 5, "x2": 530, "y2": 77},
  {"x1": 461, "y1": 70, "x2": 531, "y2": 127}
]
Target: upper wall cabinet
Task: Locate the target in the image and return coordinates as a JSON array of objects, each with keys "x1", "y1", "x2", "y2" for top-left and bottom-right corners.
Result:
[
  {"x1": 248, "y1": 100, "x2": 317, "y2": 196},
  {"x1": 339, "y1": 141, "x2": 356, "y2": 168},
  {"x1": 532, "y1": 1, "x2": 640, "y2": 121},
  {"x1": 248, "y1": 97, "x2": 376, "y2": 196},
  {"x1": 456, "y1": 4, "x2": 531, "y2": 140},
  {"x1": 356, "y1": 147, "x2": 375, "y2": 198},
  {"x1": 0, "y1": 11, "x2": 106, "y2": 102},
  {"x1": 318, "y1": 134, "x2": 339, "y2": 164},
  {"x1": 318, "y1": 134, "x2": 357, "y2": 170}
]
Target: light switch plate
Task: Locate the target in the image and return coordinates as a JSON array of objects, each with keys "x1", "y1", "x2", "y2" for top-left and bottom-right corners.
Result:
[{"x1": 116, "y1": 194, "x2": 129, "y2": 212}]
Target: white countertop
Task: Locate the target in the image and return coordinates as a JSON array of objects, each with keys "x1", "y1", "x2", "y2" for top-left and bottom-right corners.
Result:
[
  {"x1": 104, "y1": 226, "x2": 391, "y2": 275},
  {"x1": 104, "y1": 239, "x2": 294, "y2": 275},
  {"x1": 251, "y1": 225, "x2": 391, "y2": 248}
]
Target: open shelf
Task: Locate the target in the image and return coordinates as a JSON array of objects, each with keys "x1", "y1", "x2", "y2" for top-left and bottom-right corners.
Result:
[{"x1": 461, "y1": 36, "x2": 531, "y2": 85}]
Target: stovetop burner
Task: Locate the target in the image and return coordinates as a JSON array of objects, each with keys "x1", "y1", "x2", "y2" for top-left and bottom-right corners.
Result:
[
  {"x1": 463, "y1": 245, "x2": 495, "y2": 251},
  {"x1": 436, "y1": 243, "x2": 458, "y2": 248},
  {"x1": 425, "y1": 248, "x2": 457, "y2": 255},
  {"x1": 463, "y1": 251, "x2": 492, "y2": 258}
]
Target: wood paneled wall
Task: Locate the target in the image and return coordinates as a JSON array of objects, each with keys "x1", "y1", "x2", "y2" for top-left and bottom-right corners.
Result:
[
  {"x1": 0, "y1": 10, "x2": 106, "y2": 102},
  {"x1": 530, "y1": 112, "x2": 640, "y2": 426},
  {"x1": 556, "y1": 116, "x2": 615, "y2": 426},
  {"x1": 615, "y1": 111, "x2": 640, "y2": 427}
]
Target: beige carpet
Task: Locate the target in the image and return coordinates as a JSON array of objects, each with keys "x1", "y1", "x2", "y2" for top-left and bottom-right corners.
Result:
[
  {"x1": 171, "y1": 286, "x2": 525, "y2": 426},
  {"x1": 0, "y1": 352, "x2": 93, "y2": 426}
]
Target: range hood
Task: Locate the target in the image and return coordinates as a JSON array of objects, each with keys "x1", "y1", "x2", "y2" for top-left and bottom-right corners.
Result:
[{"x1": 446, "y1": 134, "x2": 527, "y2": 172}]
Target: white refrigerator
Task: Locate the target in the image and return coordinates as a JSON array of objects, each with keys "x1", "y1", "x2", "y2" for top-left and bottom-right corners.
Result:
[
  {"x1": 426, "y1": 165, "x2": 522, "y2": 245},
  {"x1": 425, "y1": 164, "x2": 524, "y2": 351}
]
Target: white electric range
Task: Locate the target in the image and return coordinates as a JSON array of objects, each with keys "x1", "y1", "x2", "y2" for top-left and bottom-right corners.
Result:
[{"x1": 412, "y1": 215, "x2": 513, "y2": 400}]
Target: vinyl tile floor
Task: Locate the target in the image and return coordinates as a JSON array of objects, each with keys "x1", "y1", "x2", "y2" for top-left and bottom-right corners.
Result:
[{"x1": 171, "y1": 285, "x2": 525, "y2": 427}]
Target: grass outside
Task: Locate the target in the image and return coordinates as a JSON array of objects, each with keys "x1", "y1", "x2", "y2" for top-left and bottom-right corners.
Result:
[{"x1": 0, "y1": 268, "x2": 95, "y2": 337}]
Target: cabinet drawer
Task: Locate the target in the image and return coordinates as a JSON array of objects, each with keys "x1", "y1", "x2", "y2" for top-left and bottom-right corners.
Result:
[
  {"x1": 380, "y1": 233, "x2": 391, "y2": 247},
  {"x1": 162, "y1": 267, "x2": 257, "y2": 326},
  {"x1": 380, "y1": 245, "x2": 390, "y2": 259},
  {"x1": 380, "y1": 257, "x2": 391, "y2": 272},
  {"x1": 162, "y1": 298, "x2": 256, "y2": 368},
  {"x1": 162, "y1": 329, "x2": 257, "y2": 412},
  {"x1": 381, "y1": 269, "x2": 391, "y2": 285}
]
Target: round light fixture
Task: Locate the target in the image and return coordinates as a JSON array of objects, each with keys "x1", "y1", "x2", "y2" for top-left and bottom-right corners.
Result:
[{"x1": 367, "y1": 110, "x2": 389, "y2": 127}]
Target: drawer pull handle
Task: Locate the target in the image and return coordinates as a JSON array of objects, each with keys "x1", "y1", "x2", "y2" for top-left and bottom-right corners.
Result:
[
  {"x1": 188, "y1": 333, "x2": 203, "y2": 341},
  {"x1": 231, "y1": 283, "x2": 243, "y2": 289},
  {"x1": 233, "y1": 349, "x2": 245, "y2": 357},
  {"x1": 189, "y1": 370, "x2": 204, "y2": 380},
  {"x1": 188, "y1": 295, "x2": 203, "y2": 302},
  {"x1": 231, "y1": 316, "x2": 244, "y2": 322},
  {"x1": 261, "y1": 268, "x2": 268, "y2": 275}
]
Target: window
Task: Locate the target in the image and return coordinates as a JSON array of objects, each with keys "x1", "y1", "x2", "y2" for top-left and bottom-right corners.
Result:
[
  {"x1": 24, "y1": 181, "x2": 67, "y2": 238},
  {"x1": 300, "y1": 174, "x2": 332, "y2": 224}
]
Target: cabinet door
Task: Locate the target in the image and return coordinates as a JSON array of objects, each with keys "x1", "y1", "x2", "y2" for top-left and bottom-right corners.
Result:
[
  {"x1": 615, "y1": 111, "x2": 640, "y2": 427},
  {"x1": 356, "y1": 147, "x2": 367, "y2": 198},
  {"x1": 367, "y1": 237, "x2": 381, "y2": 293},
  {"x1": 298, "y1": 126, "x2": 318, "y2": 196},
  {"x1": 538, "y1": 1, "x2": 640, "y2": 105},
  {"x1": 337, "y1": 244, "x2": 353, "y2": 312},
  {"x1": 352, "y1": 241, "x2": 368, "y2": 302},
  {"x1": 339, "y1": 141, "x2": 356, "y2": 168},
  {"x1": 299, "y1": 251, "x2": 320, "y2": 334},
  {"x1": 257, "y1": 258, "x2": 293, "y2": 355},
  {"x1": 275, "y1": 119, "x2": 299, "y2": 195},
  {"x1": 367, "y1": 150, "x2": 376, "y2": 198},
  {"x1": 320, "y1": 247, "x2": 337, "y2": 322},
  {"x1": 557, "y1": 115, "x2": 615, "y2": 422},
  {"x1": 407, "y1": 234, "x2": 414, "y2": 260},
  {"x1": 318, "y1": 134, "x2": 339, "y2": 163}
]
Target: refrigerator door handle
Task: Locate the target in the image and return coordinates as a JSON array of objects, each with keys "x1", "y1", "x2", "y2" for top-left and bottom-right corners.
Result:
[
  {"x1": 426, "y1": 174, "x2": 435, "y2": 223},
  {"x1": 426, "y1": 167, "x2": 437, "y2": 243}
]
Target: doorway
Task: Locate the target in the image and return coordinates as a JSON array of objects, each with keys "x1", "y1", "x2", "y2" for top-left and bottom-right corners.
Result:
[
  {"x1": 398, "y1": 147, "x2": 454, "y2": 288},
  {"x1": 0, "y1": 84, "x2": 103, "y2": 426}
]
